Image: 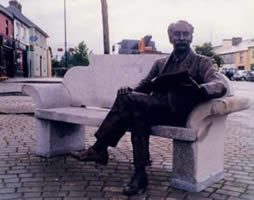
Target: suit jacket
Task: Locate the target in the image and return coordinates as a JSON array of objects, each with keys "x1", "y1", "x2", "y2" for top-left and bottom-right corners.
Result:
[{"x1": 133, "y1": 49, "x2": 227, "y2": 118}]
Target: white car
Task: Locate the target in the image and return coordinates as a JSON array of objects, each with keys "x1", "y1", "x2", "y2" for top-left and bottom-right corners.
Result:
[{"x1": 232, "y1": 70, "x2": 250, "y2": 81}]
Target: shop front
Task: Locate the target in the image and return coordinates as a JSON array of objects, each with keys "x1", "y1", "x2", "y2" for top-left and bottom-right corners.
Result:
[
  {"x1": 0, "y1": 35, "x2": 15, "y2": 77},
  {"x1": 15, "y1": 40, "x2": 28, "y2": 77}
]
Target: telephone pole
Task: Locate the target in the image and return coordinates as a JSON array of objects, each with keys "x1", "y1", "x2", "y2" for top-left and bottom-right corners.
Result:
[{"x1": 100, "y1": 0, "x2": 110, "y2": 54}]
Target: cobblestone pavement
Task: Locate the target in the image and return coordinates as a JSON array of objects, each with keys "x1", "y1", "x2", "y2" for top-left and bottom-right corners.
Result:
[{"x1": 0, "y1": 82, "x2": 254, "y2": 200}]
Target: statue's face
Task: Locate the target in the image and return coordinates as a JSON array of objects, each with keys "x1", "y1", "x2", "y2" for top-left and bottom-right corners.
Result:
[{"x1": 169, "y1": 23, "x2": 193, "y2": 52}]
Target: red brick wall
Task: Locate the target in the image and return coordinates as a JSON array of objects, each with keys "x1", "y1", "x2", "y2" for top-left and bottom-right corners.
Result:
[{"x1": 0, "y1": 13, "x2": 13, "y2": 40}]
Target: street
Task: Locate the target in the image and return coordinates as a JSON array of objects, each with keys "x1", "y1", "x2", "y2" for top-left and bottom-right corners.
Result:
[{"x1": 0, "y1": 81, "x2": 254, "y2": 200}]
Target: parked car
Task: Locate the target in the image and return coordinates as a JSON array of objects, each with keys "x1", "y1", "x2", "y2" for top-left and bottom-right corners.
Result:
[
  {"x1": 219, "y1": 67, "x2": 237, "y2": 80},
  {"x1": 245, "y1": 71, "x2": 254, "y2": 82},
  {"x1": 232, "y1": 70, "x2": 250, "y2": 81}
]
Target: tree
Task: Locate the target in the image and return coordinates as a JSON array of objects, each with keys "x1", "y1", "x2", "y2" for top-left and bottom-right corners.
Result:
[
  {"x1": 60, "y1": 51, "x2": 73, "y2": 68},
  {"x1": 52, "y1": 57, "x2": 61, "y2": 68},
  {"x1": 195, "y1": 42, "x2": 224, "y2": 68},
  {"x1": 70, "y1": 41, "x2": 89, "y2": 66}
]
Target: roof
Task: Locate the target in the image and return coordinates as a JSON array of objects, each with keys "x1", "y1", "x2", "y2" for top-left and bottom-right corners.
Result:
[
  {"x1": 215, "y1": 39, "x2": 254, "y2": 55},
  {"x1": 7, "y1": 6, "x2": 49, "y2": 38},
  {"x1": 0, "y1": 4, "x2": 13, "y2": 19}
]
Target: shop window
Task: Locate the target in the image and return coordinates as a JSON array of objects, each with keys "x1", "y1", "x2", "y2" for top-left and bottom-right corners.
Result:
[{"x1": 238, "y1": 66, "x2": 244, "y2": 70}]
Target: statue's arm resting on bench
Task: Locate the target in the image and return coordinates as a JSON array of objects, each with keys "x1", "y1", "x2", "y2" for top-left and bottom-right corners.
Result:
[{"x1": 186, "y1": 96, "x2": 250, "y2": 138}]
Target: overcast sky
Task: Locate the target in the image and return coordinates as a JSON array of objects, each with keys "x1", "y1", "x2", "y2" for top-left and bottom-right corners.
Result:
[{"x1": 1, "y1": 0, "x2": 254, "y2": 57}]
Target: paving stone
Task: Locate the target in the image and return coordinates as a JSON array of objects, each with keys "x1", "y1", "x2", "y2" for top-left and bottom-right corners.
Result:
[
  {"x1": 240, "y1": 193, "x2": 254, "y2": 200},
  {"x1": 210, "y1": 193, "x2": 228, "y2": 200},
  {"x1": 185, "y1": 194, "x2": 212, "y2": 200},
  {"x1": 216, "y1": 189, "x2": 240, "y2": 197},
  {"x1": 227, "y1": 197, "x2": 243, "y2": 200},
  {"x1": 0, "y1": 193, "x2": 23, "y2": 200},
  {"x1": 23, "y1": 192, "x2": 42, "y2": 198},
  {"x1": 0, "y1": 188, "x2": 15, "y2": 194},
  {"x1": 245, "y1": 189, "x2": 254, "y2": 194},
  {"x1": 17, "y1": 187, "x2": 42, "y2": 193},
  {"x1": 68, "y1": 191, "x2": 86, "y2": 197},
  {"x1": 221, "y1": 185, "x2": 246, "y2": 193},
  {"x1": 224, "y1": 181, "x2": 248, "y2": 188}
]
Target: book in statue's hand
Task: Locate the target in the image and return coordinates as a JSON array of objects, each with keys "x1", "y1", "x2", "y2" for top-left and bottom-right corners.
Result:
[{"x1": 151, "y1": 70, "x2": 201, "y2": 93}]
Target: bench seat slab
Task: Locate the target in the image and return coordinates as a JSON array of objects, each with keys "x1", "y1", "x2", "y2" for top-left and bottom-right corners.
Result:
[{"x1": 36, "y1": 107, "x2": 197, "y2": 142}]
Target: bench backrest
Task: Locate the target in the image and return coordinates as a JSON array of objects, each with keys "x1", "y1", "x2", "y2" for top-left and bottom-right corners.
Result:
[
  {"x1": 63, "y1": 54, "x2": 233, "y2": 108},
  {"x1": 63, "y1": 54, "x2": 167, "y2": 108}
]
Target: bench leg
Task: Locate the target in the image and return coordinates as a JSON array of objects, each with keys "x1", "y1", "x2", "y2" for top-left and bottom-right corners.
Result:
[
  {"x1": 171, "y1": 115, "x2": 226, "y2": 192},
  {"x1": 35, "y1": 118, "x2": 85, "y2": 157}
]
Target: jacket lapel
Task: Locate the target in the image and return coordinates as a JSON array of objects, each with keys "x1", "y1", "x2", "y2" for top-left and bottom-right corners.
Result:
[{"x1": 159, "y1": 55, "x2": 171, "y2": 74}]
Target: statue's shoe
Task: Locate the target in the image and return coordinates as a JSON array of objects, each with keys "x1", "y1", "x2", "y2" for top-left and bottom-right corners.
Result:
[
  {"x1": 70, "y1": 147, "x2": 108, "y2": 165},
  {"x1": 123, "y1": 171, "x2": 148, "y2": 196}
]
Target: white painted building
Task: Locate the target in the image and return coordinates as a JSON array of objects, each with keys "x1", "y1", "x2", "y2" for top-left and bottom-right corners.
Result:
[{"x1": 29, "y1": 26, "x2": 49, "y2": 77}]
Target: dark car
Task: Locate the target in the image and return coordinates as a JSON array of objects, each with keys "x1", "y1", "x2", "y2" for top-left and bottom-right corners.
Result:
[
  {"x1": 219, "y1": 67, "x2": 237, "y2": 80},
  {"x1": 245, "y1": 71, "x2": 254, "y2": 82}
]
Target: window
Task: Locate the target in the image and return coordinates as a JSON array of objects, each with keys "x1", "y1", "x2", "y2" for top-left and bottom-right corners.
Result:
[
  {"x1": 5, "y1": 20, "x2": 9, "y2": 35},
  {"x1": 16, "y1": 22, "x2": 20, "y2": 38},
  {"x1": 240, "y1": 52, "x2": 244, "y2": 63},
  {"x1": 23, "y1": 28, "x2": 27, "y2": 40},
  {"x1": 252, "y1": 49, "x2": 254, "y2": 59},
  {"x1": 22, "y1": 27, "x2": 25, "y2": 40}
]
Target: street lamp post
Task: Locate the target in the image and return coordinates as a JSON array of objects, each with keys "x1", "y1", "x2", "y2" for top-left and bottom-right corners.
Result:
[{"x1": 64, "y1": 0, "x2": 68, "y2": 68}]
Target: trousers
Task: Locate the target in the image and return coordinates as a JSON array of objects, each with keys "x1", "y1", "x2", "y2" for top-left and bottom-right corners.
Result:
[{"x1": 94, "y1": 91, "x2": 185, "y2": 167}]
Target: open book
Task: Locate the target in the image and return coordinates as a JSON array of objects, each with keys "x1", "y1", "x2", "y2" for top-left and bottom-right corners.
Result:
[{"x1": 151, "y1": 70, "x2": 200, "y2": 93}]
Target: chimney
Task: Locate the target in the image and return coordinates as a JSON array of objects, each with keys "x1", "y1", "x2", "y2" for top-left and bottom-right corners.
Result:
[
  {"x1": 9, "y1": 0, "x2": 22, "y2": 12},
  {"x1": 222, "y1": 39, "x2": 232, "y2": 48},
  {"x1": 232, "y1": 37, "x2": 242, "y2": 46}
]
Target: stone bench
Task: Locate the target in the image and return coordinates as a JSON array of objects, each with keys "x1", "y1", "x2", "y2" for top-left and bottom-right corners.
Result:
[{"x1": 22, "y1": 54, "x2": 250, "y2": 192}]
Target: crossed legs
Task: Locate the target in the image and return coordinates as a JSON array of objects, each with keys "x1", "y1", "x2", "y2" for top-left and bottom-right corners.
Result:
[{"x1": 71, "y1": 91, "x2": 179, "y2": 195}]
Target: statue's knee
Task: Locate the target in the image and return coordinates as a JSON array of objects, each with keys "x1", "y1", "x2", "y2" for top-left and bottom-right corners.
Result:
[{"x1": 117, "y1": 93, "x2": 134, "y2": 104}]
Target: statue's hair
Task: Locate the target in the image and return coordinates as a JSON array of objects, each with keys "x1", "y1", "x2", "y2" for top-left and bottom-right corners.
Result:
[{"x1": 168, "y1": 20, "x2": 194, "y2": 35}]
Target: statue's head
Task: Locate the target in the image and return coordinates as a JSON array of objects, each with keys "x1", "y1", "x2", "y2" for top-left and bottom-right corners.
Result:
[{"x1": 168, "y1": 20, "x2": 194, "y2": 53}]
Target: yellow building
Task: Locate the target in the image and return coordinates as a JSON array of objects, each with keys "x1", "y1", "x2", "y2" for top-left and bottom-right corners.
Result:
[{"x1": 247, "y1": 46, "x2": 254, "y2": 70}]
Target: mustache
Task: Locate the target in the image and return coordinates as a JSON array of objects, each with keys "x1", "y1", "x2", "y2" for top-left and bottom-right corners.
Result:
[{"x1": 175, "y1": 43, "x2": 189, "y2": 48}]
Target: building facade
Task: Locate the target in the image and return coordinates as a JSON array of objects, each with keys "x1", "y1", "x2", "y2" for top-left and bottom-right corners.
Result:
[
  {"x1": 0, "y1": 5, "x2": 15, "y2": 77},
  {"x1": 6, "y1": 0, "x2": 50, "y2": 77},
  {"x1": 29, "y1": 26, "x2": 49, "y2": 77},
  {"x1": 235, "y1": 51, "x2": 248, "y2": 70},
  {"x1": 214, "y1": 37, "x2": 254, "y2": 70}
]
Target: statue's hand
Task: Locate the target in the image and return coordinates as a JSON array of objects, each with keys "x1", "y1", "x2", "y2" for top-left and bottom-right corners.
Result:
[{"x1": 117, "y1": 86, "x2": 133, "y2": 96}]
